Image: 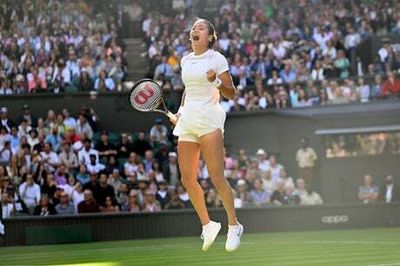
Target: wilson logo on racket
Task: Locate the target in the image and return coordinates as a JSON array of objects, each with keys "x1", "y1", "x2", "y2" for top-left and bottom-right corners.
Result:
[{"x1": 134, "y1": 83, "x2": 155, "y2": 105}]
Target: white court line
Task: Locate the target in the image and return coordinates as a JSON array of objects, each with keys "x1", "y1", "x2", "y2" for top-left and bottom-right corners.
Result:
[
  {"x1": 305, "y1": 240, "x2": 398, "y2": 245},
  {"x1": 367, "y1": 263, "x2": 400, "y2": 266}
]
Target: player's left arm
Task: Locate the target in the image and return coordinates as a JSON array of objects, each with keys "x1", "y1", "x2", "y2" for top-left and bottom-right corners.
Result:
[{"x1": 207, "y1": 69, "x2": 236, "y2": 100}]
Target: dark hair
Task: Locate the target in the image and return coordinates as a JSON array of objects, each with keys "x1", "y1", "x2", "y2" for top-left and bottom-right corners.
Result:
[{"x1": 191, "y1": 18, "x2": 218, "y2": 49}]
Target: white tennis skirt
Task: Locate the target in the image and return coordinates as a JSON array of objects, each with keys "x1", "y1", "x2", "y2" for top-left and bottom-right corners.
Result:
[{"x1": 173, "y1": 102, "x2": 226, "y2": 143}]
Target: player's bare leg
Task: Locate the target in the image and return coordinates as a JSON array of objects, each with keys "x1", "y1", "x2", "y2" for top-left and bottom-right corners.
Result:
[{"x1": 200, "y1": 129, "x2": 243, "y2": 252}]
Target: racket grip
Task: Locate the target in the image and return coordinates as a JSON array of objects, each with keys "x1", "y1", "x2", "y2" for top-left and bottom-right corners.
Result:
[{"x1": 166, "y1": 111, "x2": 177, "y2": 124}]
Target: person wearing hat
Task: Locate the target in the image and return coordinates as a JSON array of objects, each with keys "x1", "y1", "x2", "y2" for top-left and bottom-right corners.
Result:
[
  {"x1": 149, "y1": 118, "x2": 168, "y2": 145},
  {"x1": 16, "y1": 104, "x2": 37, "y2": 128},
  {"x1": 163, "y1": 151, "x2": 180, "y2": 187},
  {"x1": 95, "y1": 130, "x2": 117, "y2": 162},
  {"x1": 255, "y1": 148, "x2": 269, "y2": 172}
]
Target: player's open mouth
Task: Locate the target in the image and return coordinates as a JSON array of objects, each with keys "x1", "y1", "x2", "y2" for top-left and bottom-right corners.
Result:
[{"x1": 192, "y1": 35, "x2": 200, "y2": 41}]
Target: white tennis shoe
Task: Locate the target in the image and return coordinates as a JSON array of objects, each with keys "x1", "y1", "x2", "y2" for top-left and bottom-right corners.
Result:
[
  {"x1": 201, "y1": 221, "x2": 221, "y2": 251},
  {"x1": 225, "y1": 222, "x2": 244, "y2": 252}
]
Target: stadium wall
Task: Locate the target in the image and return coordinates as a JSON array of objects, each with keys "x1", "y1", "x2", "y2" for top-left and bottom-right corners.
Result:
[{"x1": 4, "y1": 203, "x2": 400, "y2": 246}]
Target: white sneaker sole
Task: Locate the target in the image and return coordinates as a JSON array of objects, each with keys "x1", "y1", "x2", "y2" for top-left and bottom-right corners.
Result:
[
  {"x1": 225, "y1": 224, "x2": 244, "y2": 252},
  {"x1": 202, "y1": 222, "x2": 222, "y2": 251}
]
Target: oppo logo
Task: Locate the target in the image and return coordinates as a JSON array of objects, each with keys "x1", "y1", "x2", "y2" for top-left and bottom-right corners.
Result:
[{"x1": 321, "y1": 215, "x2": 349, "y2": 224}]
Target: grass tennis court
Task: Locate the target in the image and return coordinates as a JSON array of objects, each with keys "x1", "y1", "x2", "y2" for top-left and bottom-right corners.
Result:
[{"x1": 1, "y1": 227, "x2": 399, "y2": 266}]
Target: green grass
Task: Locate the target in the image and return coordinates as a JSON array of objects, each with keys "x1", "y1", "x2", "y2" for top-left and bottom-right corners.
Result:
[{"x1": 1, "y1": 228, "x2": 400, "y2": 266}]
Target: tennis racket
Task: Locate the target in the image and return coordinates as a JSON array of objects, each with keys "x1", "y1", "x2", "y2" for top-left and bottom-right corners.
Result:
[{"x1": 129, "y1": 79, "x2": 177, "y2": 123}]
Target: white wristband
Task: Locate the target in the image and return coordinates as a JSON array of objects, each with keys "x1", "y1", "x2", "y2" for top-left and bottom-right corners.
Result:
[{"x1": 211, "y1": 77, "x2": 223, "y2": 89}]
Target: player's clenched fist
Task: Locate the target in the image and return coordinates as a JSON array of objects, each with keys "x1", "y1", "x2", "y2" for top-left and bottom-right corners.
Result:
[{"x1": 206, "y1": 69, "x2": 217, "y2": 82}]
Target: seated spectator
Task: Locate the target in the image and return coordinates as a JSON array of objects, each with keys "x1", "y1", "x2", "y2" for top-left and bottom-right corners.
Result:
[
  {"x1": 358, "y1": 174, "x2": 379, "y2": 204},
  {"x1": 206, "y1": 188, "x2": 222, "y2": 208},
  {"x1": 132, "y1": 131, "x2": 152, "y2": 157},
  {"x1": 149, "y1": 118, "x2": 168, "y2": 145},
  {"x1": 156, "y1": 180, "x2": 170, "y2": 209},
  {"x1": 71, "y1": 182, "x2": 84, "y2": 212},
  {"x1": 78, "y1": 189, "x2": 101, "y2": 213},
  {"x1": 235, "y1": 179, "x2": 249, "y2": 208},
  {"x1": 116, "y1": 183, "x2": 130, "y2": 211},
  {"x1": 76, "y1": 164, "x2": 90, "y2": 185},
  {"x1": 108, "y1": 169, "x2": 123, "y2": 195},
  {"x1": 165, "y1": 189, "x2": 186, "y2": 210},
  {"x1": 124, "y1": 152, "x2": 139, "y2": 177},
  {"x1": 301, "y1": 186, "x2": 323, "y2": 205},
  {"x1": 356, "y1": 78, "x2": 370, "y2": 103},
  {"x1": 18, "y1": 174, "x2": 40, "y2": 214},
  {"x1": 55, "y1": 192, "x2": 75, "y2": 215},
  {"x1": 176, "y1": 183, "x2": 191, "y2": 208},
  {"x1": 117, "y1": 132, "x2": 134, "y2": 159},
  {"x1": 33, "y1": 194, "x2": 56, "y2": 216},
  {"x1": 58, "y1": 142, "x2": 78, "y2": 172},
  {"x1": 294, "y1": 178, "x2": 308, "y2": 203},
  {"x1": 143, "y1": 190, "x2": 161, "y2": 213},
  {"x1": 381, "y1": 175, "x2": 400, "y2": 203},
  {"x1": 95, "y1": 130, "x2": 117, "y2": 162},
  {"x1": 86, "y1": 154, "x2": 105, "y2": 174},
  {"x1": 94, "y1": 70, "x2": 115, "y2": 92},
  {"x1": 249, "y1": 179, "x2": 270, "y2": 206},
  {"x1": 126, "y1": 190, "x2": 141, "y2": 212},
  {"x1": 381, "y1": 71, "x2": 400, "y2": 97},
  {"x1": 96, "y1": 173, "x2": 115, "y2": 207},
  {"x1": 100, "y1": 196, "x2": 119, "y2": 213}
]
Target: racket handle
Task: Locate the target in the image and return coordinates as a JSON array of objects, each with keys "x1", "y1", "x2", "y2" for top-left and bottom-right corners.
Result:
[{"x1": 166, "y1": 111, "x2": 177, "y2": 124}]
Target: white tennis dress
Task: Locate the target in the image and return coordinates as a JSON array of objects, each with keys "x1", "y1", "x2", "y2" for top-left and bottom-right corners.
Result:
[{"x1": 173, "y1": 49, "x2": 229, "y2": 143}]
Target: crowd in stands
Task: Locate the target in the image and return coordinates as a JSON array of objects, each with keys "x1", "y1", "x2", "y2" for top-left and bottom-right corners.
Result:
[
  {"x1": 142, "y1": 0, "x2": 400, "y2": 111},
  {"x1": 0, "y1": 104, "x2": 326, "y2": 230},
  {"x1": 0, "y1": 0, "x2": 127, "y2": 94}
]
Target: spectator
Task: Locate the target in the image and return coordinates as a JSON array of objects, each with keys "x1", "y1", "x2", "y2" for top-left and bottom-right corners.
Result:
[
  {"x1": 301, "y1": 186, "x2": 324, "y2": 205},
  {"x1": 143, "y1": 190, "x2": 161, "y2": 213},
  {"x1": 206, "y1": 188, "x2": 222, "y2": 208},
  {"x1": 294, "y1": 178, "x2": 308, "y2": 203},
  {"x1": 77, "y1": 189, "x2": 101, "y2": 214},
  {"x1": 71, "y1": 182, "x2": 84, "y2": 212},
  {"x1": 165, "y1": 189, "x2": 186, "y2": 210},
  {"x1": 117, "y1": 132, "x2": 134, "y2": 159},
  {"x1": 156, "y1": 180, "x2": 170, "y2": 209},
  {"x1": 381, "y1": 71, "x2": 400, "y2": 97},
  {"x1": 149, "y1": 118, "x2": 168, "y2": 145},
  {"x1": 132, "y1": 131, "x2": 152, "y2": 157},
  {"x1": 248, "y1": 179, "x2": 269, "y2": 206},
  {"x1": 55, "y1": 192, "x2": 75, "y2": 215},
  {"x1": 356, "y1": 78, "x2": 370, "y2": 103},
  {"x1": 33, "y1": 194, "x2": 57, "y2": 216},
  {"x1": 295, "y1": 137, "x2": 317, "y2": 185},
  {"x1": 94, "y1": 70, "x2": 115, "y2": 92},
  {"x1": 58, "y1": 142, "x2": 78, "y2": 172},
  {"x1": 95, "y1": 130, "x2": 117, "y2": 162},
  {"x1": 176, "y1": 183, "x2": 191, "y2": 208},
  {"x1": 78, "y1": 139, "x2": 99, "y2": 165},
  {"x1": 100, "y1": 196, "x2": 119, "y2": 213},
  {"x1": 19, "y1": 174, "x2": 40, "y2": 214},
  {"x1": 127, "y1": 147, "x2": 144, "y2": 174},
  {"x1": 381, "y1": 175, "x2": 400, "y2": 203},
  {"x1": 96, "y1": 173, "x2": 115, "y2": 207},
  {"x1": 358, "y1": 174, "x2": 379, "y2": 204},
  {"x1": 126, "y1": 190, "x2": 141, "y2": 212},
  {"x1": 75, "y1": 114, "x2": 93, "y2": 140},
  {"x1": 163, "y1": 152, "x2": 180, "y2": 186},
  {"x1": 108, "y1": 169, "x2": 123, "y2": 195}
]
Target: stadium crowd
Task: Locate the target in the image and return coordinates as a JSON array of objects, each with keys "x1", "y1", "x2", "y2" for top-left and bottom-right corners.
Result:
[
  {"x1": 142, "y1": 0, "x2": 400, "y2": 111},
  {"x1": 0, "y1": 0, "x2": 127, "y2": 94},
  {"x1": 0, "y1": 104, "x2": 326, "y2": 229}
]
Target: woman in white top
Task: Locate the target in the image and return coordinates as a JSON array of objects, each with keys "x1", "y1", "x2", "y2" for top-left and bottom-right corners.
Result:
[{"x1": 172, "y1": 18, "x2": 243, "y2": 252}]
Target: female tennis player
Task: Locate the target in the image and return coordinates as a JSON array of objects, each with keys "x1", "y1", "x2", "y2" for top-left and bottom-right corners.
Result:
[{"x1": 172, "y1": 18, "x2": 243, "y2": 252}]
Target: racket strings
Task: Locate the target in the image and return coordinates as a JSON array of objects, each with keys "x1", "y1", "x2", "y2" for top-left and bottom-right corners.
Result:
[{"x1": 130, "y1": 82, "x2": 164, "y2": 111}]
